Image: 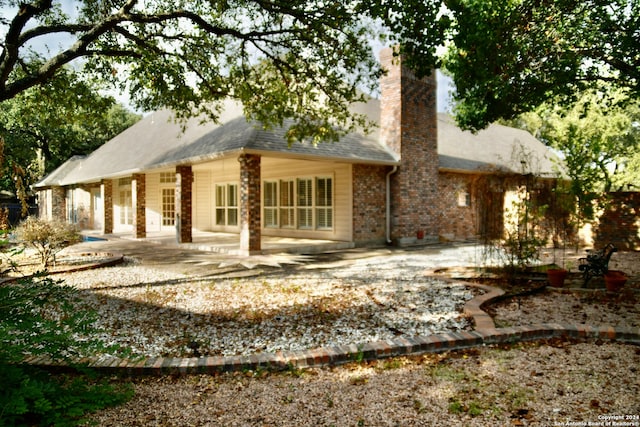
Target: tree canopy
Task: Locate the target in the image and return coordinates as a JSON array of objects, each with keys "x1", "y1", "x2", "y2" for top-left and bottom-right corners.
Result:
[
  {"x1": 0, "y1": 66, "x2": 140, "y2": 200},
  {"x1": 438, "y1": 0, "x2": 639, "y2": 131},
  {"x1": 0, "y1": 0, "x2": 433, "y2": 145},
  {"x1": 2, "y1": 0, "x2": 637, "y2": 138},
  {"x1": 508, "y1": 89, "x2": 640, "y2": 217}
]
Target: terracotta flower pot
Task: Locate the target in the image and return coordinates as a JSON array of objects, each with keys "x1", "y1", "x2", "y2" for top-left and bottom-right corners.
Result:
[
  {"x1": 547, "y1": 268, "x2": 568, "y2": 288},
  {"x1": 604, "y1": 270, "x2": 627, "y2": 292}
]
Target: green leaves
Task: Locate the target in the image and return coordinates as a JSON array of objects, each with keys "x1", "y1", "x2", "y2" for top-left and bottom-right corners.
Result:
[
  {"x1": 2, "y1": 0, "x2": 388, "y2": 148},
  {"x1": 439, "y1": 0, "x2": 640, "y2": 131},
  {"x1": 0, "y1": 274, "x2": 133, "y2": 425},
  {"x1": 507, "y1": 88, "x2": 640, "y2": 219},
  {"x1": 0, "y1": 66, "x2": 140, "y2": 198}
]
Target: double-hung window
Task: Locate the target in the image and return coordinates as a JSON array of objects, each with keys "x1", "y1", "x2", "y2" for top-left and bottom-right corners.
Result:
[
  {"x1": 280, "y1": 179, "x2": 295, "y2": 227},
  {"x1": 316, "y1": 177, "x2": 333, "y2": 229},
  {"x1": 264, "y1": 181, "x2": 278, "y2": 227},
  {"x1": 297, "y1": 178, "x2": 313, "y2": 229},
  {"x1": 215, "y1": 183, "x2": 239, "y2": 226}
]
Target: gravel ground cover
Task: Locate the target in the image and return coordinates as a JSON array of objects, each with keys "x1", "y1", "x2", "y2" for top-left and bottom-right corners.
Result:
[
  {"x1": 489, "y1": 288, "x2": 640, "y2": 329},
  {"x1": 89, "y1": 340, "x2": 640, "y2": 426},
  {"x1": 61, "y1": 253, "x2": 475, "y2": 357},
  {"x1": 51, "y1": 245, "x2": 638, "y2": 425}
]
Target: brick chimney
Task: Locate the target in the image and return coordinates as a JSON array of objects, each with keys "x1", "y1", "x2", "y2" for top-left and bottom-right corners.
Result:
[{"x1": 380, "y1": 48, "x2": 439, "y2": 245}]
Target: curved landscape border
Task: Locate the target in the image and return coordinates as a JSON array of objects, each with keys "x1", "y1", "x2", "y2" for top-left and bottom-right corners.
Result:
[
  {"x1": 24, "y1": 281, "x2": 640, "y2": 376},
  {"x1": 0, "y1": 252, "x2": 125, "y2": 284}
]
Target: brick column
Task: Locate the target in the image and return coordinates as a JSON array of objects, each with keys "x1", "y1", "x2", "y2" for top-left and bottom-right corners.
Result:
[
  {"x1": 176, "y1": 165, "x2": 193, "y2": 243},
  {"x1": 101, "y1": 180, "x2": 113, "y2": 234},
  {"x1": 51, "y1": 186, "x2": 66, "y2": 222},
  {"x1": 132, "y1": 173, "x2": 146, "y2": 238},
  {"x1": 239, "y1": 154, "x2": 261, "y2": 255},
  {"x1": 380, "y1": 48, "x2": 439, "y2": 245}
]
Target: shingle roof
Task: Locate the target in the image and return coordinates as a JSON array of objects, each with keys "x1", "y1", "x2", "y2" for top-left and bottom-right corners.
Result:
[
  {"x1": 437, "y1": 114, "x2": 564, "y2": 177},
  {"x1": 35, "y1": 98, "x2": 563, "y2": 188},
  {"x1": 35, "y1": 155, "x2": 86, "y2": 187},
  {"x1": 38, "y1": 99, "x2": 396, "y2": 187}
]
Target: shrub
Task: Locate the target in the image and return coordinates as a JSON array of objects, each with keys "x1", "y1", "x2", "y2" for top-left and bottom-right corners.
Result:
[
  {"x1": 14, "y1": 217, "x2": 81, "y2": 268},
  {"x1": 0, "y1": 275, "x2": 132, "y2": 425}
]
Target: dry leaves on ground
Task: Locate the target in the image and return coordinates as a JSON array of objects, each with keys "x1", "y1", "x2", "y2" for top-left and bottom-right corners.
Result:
[{"x1": 89, "y1": 340, "x2": 640, "y2": 427}]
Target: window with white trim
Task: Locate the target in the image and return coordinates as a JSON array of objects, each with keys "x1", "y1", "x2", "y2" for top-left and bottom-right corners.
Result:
[
  {"x1": 159, "y1": 172, "x2": 176, "y2": 227},
  {"x1": 116, "y1": 177, "x2": 133, "y2": 226},
  {"x1": 264, "y1": 181, "x2": 278, "y2": 228},
  {"x1": 280, "y1": 179, "x2": 295, "y2": 228},
  {"x1": 262, "y1": 176, "x2": 333, "y2": 230},
  {"x1": 215, "y1": 183, "x2": 238, "y2": 226},
  {"x1": 316, "y1": 177, "x2": 333, "y2": 229},
  {"x1": 119, "y1": 189, "x2": 132, "y2": 225},
  {"x1": 457, "y1": 191, "x2": 471, "y2": 207},
  {"x1": 160, "y1": 172, "x2": 176, "y2": 184},
  {"x1": 297, "y1": 178, "x2": 313, "y2": 229}
]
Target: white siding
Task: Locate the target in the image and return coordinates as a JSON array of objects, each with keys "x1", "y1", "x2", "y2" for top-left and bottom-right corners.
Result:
[
  {"x1": 194, "y1": 158, "x2": 240, "y2": 232},
  {"x1": 145, "y1": 172, "x2": 162, "y2": 232},
  {"x1": 90, "y1": 187, "x2": 103, "y2": 230},
  {"x1": 194, "y1": 170, "x2": 211, "y2": 230}
]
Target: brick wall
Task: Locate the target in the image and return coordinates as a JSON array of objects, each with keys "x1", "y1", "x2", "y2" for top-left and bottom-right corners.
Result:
[
  {"x1": 239, "y1": 154, "x2": 261, "y2": 254},
  {"x1": 176, "y1": 165, "x2": 193, "y2": 243},
  {"x1": 380, "y1": 48, "x2": 439, "y2": 245},
  {"x1": 592, "y1": 192, "x2": 640, "y2": 251},
  {"x1": 438, "y1": 172, "x2": 478, "y2": 240},
  {"x1": 352, "y1": 164, "x2": 388, "y2": 245},
  {"x1": 101, "y1": 179, "x2": 113, "y2": 234}
]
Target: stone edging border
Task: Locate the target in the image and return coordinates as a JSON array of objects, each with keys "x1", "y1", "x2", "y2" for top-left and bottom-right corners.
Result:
[{"x1": 24, "y1": 281, "x2": 640, "y2": 376}]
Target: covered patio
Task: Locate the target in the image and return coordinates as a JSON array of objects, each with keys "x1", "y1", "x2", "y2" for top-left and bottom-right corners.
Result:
[{"x1": 81, "y1": 229, "x2": 356, "y2": 255}]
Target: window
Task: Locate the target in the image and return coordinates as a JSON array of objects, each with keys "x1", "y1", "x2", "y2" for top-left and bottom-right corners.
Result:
[
  {"x1": 316, "y1": 177, "x2": 333, "y2": 229},
  {"x1": 297, "y1": 178, "x2": 313, "y2": 229},
  {"x1": 215, "y1": 183, "x2": 238, "y2": 226},
  {"x1": 119, "y1": 189, "x2": 132, "y2": 225},
  {"x1": 280, "y1": 179, "x2": 295, "y2": 227},
  {"x1": 159, "y1": 172, "x2": 176, "y2": 227},
  {"x1": 92, "y1": 190, "x2": 101, "y2": 213},
  {"x1": 262, "y1": 176, "x2": 333, "y2": 230},
  {"x1": 264, "y1": 181, "x2": 278, "y2": 228},
  {"x1": 227, "y1": 184, "x2": 238, "y2": 226},
  {"x1": 457, "y1": 191, "x2": 471, "y2": 207},
  {"x1": 160, "y1": 172, "x2": 176, "y2": 183},
  {"x1": 161, "y1": 188, "x2": 175, "y2": 226}
]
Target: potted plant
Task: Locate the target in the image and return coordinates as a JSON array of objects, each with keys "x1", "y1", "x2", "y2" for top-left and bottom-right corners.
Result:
[
  {"x1": 604, "y1": 270, "x2": 627, "y2": 292},
  {"x1": 547, "y1": 266, "x2": 568, "y2": 287}
]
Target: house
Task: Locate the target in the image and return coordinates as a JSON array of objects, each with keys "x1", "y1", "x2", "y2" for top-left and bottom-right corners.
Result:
[{"x1": 34, "y1": 49, "x2": 563, "y2": 255}]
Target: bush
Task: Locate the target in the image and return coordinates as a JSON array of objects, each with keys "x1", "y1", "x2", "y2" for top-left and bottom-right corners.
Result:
[
  {"x1": 0, "y1": 275, "x2": 132, "y2": 425},
  {"x1": 14, "y1": 217, "x2": 81, "y2": 268}
]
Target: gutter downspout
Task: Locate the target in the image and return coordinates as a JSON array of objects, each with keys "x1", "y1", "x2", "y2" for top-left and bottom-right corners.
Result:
[{"x1": 386, "y1": 166, "x2": 398, "y2": 244}]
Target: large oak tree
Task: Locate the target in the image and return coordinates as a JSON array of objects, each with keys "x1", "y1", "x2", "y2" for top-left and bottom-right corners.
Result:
[{"x1": 1, "y1": 0, "x2": 443, "y2": 144}]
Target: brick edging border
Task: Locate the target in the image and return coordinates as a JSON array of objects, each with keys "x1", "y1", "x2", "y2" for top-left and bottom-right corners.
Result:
[
  {"x1": 24, "y1": 282, "x2": 640, "y2": 376},
  {"x1": 0, "y1": 252, "x2": 124, "y2": 285}
]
